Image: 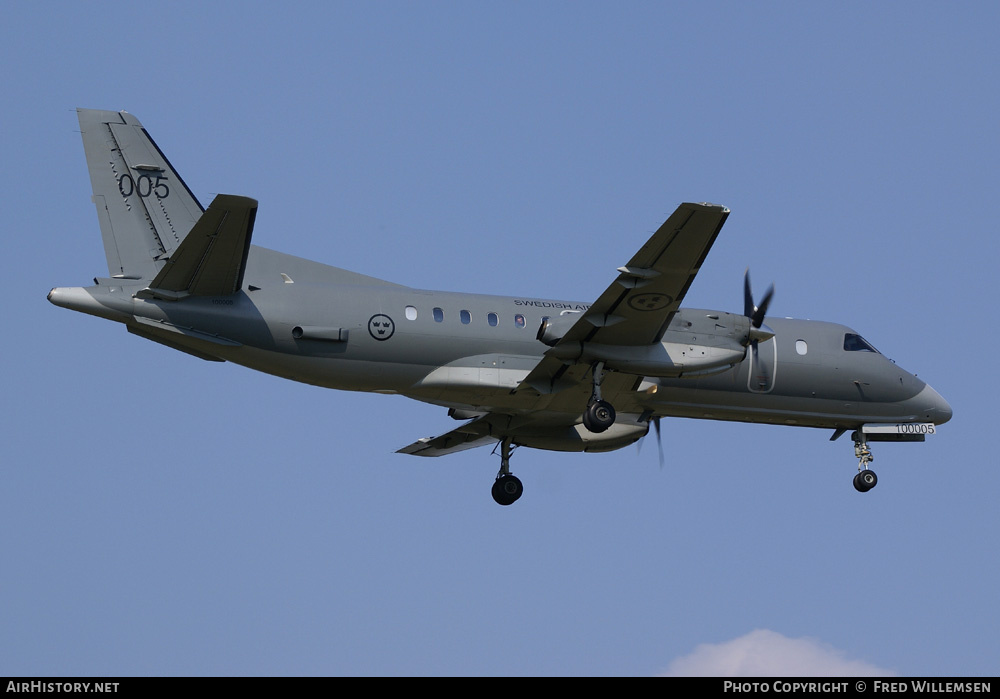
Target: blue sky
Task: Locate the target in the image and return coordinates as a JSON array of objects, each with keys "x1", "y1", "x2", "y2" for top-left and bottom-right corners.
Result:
[{"x1": 1, "y1": 2, "x2": 996, "y2": 676}]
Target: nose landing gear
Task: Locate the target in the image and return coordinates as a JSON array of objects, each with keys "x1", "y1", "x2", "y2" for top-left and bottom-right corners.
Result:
[{"x1": 852, "y1": 431, "x2": 878, "y2": 493}]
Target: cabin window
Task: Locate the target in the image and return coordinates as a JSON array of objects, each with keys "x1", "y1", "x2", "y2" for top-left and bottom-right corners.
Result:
[
  {"x1": 488, "y1": 312, "x2": 499, "y2": 327},
  {"x1": 433, "y1": 307, "x2": 444, "y2": 322},
  {"x1": 795, "y1": 340, "x2": 808, "y2": 355},
  {"x1": 405, "y1": 305, "x2": 417, "y2": 321},
  {"x1": 844, "y1": 333, "x2": 880, "y2": 353},
  {"x1": 460, "y1": 310, "x2": 472, "y2": 325},
  {"x1": 515, "y1": 314, "x2": 526, "y2": 328}
]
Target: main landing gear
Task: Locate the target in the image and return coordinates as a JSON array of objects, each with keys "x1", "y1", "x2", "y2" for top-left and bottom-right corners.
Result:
[
  {"x1": 492, "y1": 438, "x2": 523, "y2": 506},
  {"x1": 582, "y1": 361, "x2": 616, "y2": 434},
  {"x1": 852, "y1": 430, "x2": 878, "y2": 493}
]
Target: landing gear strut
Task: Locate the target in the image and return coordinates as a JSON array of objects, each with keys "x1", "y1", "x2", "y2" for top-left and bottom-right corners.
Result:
[
  {"x1": 851, "y1": 430, "x2": 878, "y2": 493},
  {"x1": 582, "y1": 361, "x2": 616, "y2": 433},
  {"x1": 492, "y1": 438, "x2": 523, "y2": 506}
]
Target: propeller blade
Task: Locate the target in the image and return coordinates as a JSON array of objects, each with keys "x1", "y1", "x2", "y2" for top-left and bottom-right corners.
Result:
[
  {"x1": 637, "y1": 416, "x2": 665, "y2": 468},
  {"x1": 743, "y1": 269, "x2": 754, "y2": 319},
  {"x1": 743, "y1": 269, "x2": 775, "y2": 389},
  {"x1": 743, "y1": 269, "x2": 775, "y2": 346},
  {"x1": 751, "y1": 284, "x2": 774, "y2": 329},
  {"x1": 653, "y1": 417, "x2": 664, "y2": 468}
]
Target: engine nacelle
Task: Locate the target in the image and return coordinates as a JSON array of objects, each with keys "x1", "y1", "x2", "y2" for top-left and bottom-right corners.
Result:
[
  {"x1": 540, "y1": 309, "x2": 751, "y2": 377},
  {"x1": 545, "y1": 339, "x2": 745, "y2": 377},
  {"x1": 536, "y1": 312, "x2": 582, "y2": 346}
]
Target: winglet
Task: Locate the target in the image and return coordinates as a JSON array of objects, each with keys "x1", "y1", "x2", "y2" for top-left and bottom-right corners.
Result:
[{"x1": 137, "y1": 194, "x2": 258, "y2": 300}]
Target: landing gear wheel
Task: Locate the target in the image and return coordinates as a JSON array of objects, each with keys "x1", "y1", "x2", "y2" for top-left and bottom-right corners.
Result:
[
  {"x1": 583, "y1": 400, "x2": 616, "y2": 433},
  {"x1": 492, "y1": 474, "x2": 523, "y2": 506},
  {"x1": 851, "y1": 431, "x2": 878, "y2": 493},
  {"x1": 853, "y1": 469, "x2": 878, "y2": 493}
]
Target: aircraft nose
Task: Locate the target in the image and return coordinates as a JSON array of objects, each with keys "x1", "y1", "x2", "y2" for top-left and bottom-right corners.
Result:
[{"x1": 917, "y1": 383, "x2": 953, "y2": 425}]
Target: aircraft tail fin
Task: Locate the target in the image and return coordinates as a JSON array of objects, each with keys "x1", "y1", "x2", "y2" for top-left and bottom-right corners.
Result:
[
  {"x1": 137, "y1": 194, "x2": 258, "y2": 301},
  {"x1": 77, "y1": 109, "x2": 205, "y2": 280}
]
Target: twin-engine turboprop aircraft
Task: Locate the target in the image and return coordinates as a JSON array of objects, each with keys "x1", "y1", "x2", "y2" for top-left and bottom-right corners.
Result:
[{"x1": 49, "y1": 109, "x2": 952, "y2": 505}]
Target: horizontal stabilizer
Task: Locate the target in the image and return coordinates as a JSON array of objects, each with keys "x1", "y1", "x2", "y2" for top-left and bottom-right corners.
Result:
[
  {"x1": 127, "y1": 324, "x2": 227, "y2": 362},
  {"x1": 139, "y1": 194, "x2": 257, "y2": 300},
  {"x1": 132, "y1": 315, "x2": 242, "y2": 347}
]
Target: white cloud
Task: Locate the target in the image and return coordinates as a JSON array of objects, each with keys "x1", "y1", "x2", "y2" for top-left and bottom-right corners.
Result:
[{"x1": 661, "y1": 629, "x2": 898, "y2": 677}]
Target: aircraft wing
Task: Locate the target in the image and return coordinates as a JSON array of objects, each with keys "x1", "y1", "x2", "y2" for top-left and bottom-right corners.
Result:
[
  {"x1": 396, "y1": 415, "x2": 502, "y2": 457},
  {"x1": 518, "y1": 202, "x2": 729, "y2": 394},
  {"x1": 560, "y1": 202, "x2": 728, "y2": 345}
]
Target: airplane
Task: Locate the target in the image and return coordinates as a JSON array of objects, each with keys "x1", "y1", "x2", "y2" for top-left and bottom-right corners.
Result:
[{"x1": 49, "y1": 109, "x2": 952, "y2": 506}]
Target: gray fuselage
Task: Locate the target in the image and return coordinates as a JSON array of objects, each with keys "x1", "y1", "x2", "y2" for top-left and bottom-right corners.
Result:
[{"x1": 50, "y1": 244, "x2": 952, "y2": 440}]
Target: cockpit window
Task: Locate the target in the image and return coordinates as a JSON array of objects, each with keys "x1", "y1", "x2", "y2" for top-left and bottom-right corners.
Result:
[{"x1": 844, "y1": 333, "x2": 880, "y2": 353}]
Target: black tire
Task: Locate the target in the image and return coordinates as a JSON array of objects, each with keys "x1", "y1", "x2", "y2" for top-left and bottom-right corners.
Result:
[
  {"x1": 853, "y1": 469, "x2": 877, "y2": 493},
  {"x1": 492, "y1": 474, "x2": 523, "y2": 506},
  {"x1": 584, "y1": 400, "x2": 616, "y2": 434}
]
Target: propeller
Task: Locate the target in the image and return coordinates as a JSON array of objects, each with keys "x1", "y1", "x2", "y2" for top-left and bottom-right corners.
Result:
[
  {"x1": 637, "y1": 415, "x2": 665, "y2": 468},
  {"x1": 743, "y1": 269, "x2": 775, "y2": 389}
]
